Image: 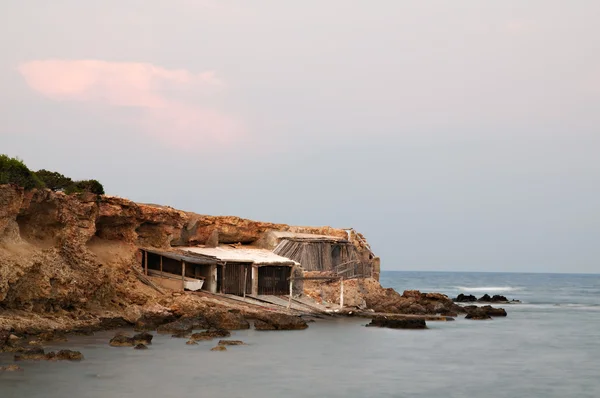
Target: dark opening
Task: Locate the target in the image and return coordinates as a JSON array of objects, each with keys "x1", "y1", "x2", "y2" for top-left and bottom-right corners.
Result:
[{"x1": 258, "y1": 266, "x2": 291, "y2": 295}]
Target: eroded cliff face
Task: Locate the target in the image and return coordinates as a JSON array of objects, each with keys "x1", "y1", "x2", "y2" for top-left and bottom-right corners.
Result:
[{"x1": 0, "y1": 184, "x2": 376, "y2": 326}]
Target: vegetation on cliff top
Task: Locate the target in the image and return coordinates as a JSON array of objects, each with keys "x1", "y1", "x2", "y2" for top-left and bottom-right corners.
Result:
[{"x1": 0, "y1": 154, "x2": 105, "y2": 194}]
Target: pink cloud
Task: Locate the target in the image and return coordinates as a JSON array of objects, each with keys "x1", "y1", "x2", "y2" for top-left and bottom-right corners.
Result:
[{"x1": 18, "y1": 59, "x2": 243, "y2": 146}]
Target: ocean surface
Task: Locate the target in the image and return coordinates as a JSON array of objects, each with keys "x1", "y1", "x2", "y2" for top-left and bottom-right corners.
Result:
[{"x1": 2, "y1": 271, "x2": 600, "y2": 398}]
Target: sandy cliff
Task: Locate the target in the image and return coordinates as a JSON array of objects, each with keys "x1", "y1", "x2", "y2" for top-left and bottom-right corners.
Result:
[{"x1": 0, "y1": 184, "x2": 379, "y2": 333}]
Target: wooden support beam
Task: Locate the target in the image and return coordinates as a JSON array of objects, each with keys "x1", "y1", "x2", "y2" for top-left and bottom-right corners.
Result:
[
  {"x1": 144, "y1": 251, "x2": 148, "y2": 276},
  {"x1": 243, "y1": 266, "x2": 248, "y2": 298},
  {"x1": 181, "y1": 261, "x2": 186, "y2": 290},
  {"x1": 288, "y1": 271, "x2": 294, "y2": 310},
  {"x1": 340, "y1": 277, "x2": 344, "y2": 309},
  {"x1": 160, "y1": 255, "x2": 163, "y2": 278}
]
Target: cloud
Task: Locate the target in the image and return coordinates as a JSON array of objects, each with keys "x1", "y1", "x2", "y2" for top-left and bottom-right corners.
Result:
[{"x1": 18, "y1": 59, "x2": 243, "y2": 146}]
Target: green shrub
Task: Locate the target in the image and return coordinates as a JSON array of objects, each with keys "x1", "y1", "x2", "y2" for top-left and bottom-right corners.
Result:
[
  {"x1": 73, "y1": 179, "x2": 105, "y2": 195},
  {"x1": 0, "y1": 155, "x2": 45, "y2": 190},
  {"x1": 35, "y1": 169, "x2": 73, "y2": 191},
  {"x1": 0, "y1": 154, "x2": 105, "y2": 195}
]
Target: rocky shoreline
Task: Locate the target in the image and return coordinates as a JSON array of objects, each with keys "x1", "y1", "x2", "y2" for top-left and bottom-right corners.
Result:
[{"x1": 1, "y1": 184, "x2": 510, "y2": 368}]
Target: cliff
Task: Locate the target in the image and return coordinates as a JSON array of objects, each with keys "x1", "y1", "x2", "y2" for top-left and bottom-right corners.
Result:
[{"x1": 0, "y1": 184, "x2": 378, "y2": 332}]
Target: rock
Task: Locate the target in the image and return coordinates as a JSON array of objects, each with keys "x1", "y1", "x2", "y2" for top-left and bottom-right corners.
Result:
[
  {"x1": 211, "y1": 345, "x2": 227, "y2": 351},
  {"x1": 132, "y1": 332, "x2": 153, "y2": 345},
  {"x1": 133, "y1": 306, "x2": 177, "y2": 331},
  {"x1": 205, "y1": 310, "x2": 249, "y2": 330},
  {"x1": 171, "y1": 332, "x2": 191, "y2": 338},
  {"x1": 253, "y1": 313, "x2": 308, "y2": 331},
  {"x1": 48, "y1": 350, "x2": 84, "y2": 361},
  {"x1": 185, "y1": 340, "x2": 198, "y2": 345},
  {"x1": 478, "y1": 294, "x2": 492, "y2": 302},
  {"x1": 453, "y1": 294, "x2": 477, "y2": 303},
  {"x1": 465, "y1": 311, "x2": 492, "y2": 320},
  {"x1": 28, "y1": 340, "x2": 43, "y2": 346},
  {"x1": 109, "y1": 333, "x2": 135, "y2": 347},
  {"x1": 402, "y1": 290, "x2": 423, "y2": 299},
  {"x1": 38, "y1": 331, "x2": 67, "y2": 342},
  {"x1": 123, "y1": 305, "x2": 143, "y2": 324},
  {"x1": 156, "y1": 318, "x2": 202, "y2": 335},
  {"x1": 14, "y1": 347, "x2": 46, "y2": 360},
  {"x1": 480, "y1": 305, "x2": 507, "y2": 317},
  {"x1": 491, "y1": 295, "x2": 509, "y2": 302},
  {"x1": 366, "y1": 317, "x2": 427, "y2": 329},
  {"x1": 218, "y1": 340, "x2": 245, "y2": 346},
  {"x1": 0, "y1": 364, "x2": 23, "y2": 372},
  {"x1": 190, "y1": 329, "x2": 231, "y2": 340},
  {"x1": 134, "y1": 344, "x2": 148, "y2": 350},
  {"x1": 8, "y1": 334, "x2": 20, "y2": 341}
]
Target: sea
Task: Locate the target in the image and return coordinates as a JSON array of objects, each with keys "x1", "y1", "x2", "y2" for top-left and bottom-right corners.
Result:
[{"x1": 1, "y1": 271, "x2": 599, "y2": 398}]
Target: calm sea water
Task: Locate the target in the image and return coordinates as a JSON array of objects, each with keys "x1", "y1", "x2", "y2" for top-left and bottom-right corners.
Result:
[{"x1": 2, "y1": 271, "x2": 600, "y2": 398}]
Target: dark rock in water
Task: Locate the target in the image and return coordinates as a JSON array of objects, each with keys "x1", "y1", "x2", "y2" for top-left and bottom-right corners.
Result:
[
  {"x1": 491, "y1": 295, "x2": 509, "y2": 302},
  {"x1": 253, "y1": 313, "x2": 309, "y2": 331},
  {"x1": 453, "y1": 294, "x2": 477, "y2": 303},
  {"x1": 480, "y1": 305, "x2": 507, "y2": 317},
  {"x1": 156, "y1": 319, "x2": 196, "y2": 335},
  {"x1": 190, "y1": 328, "x2": 231, "y2": 340},
  {"x1": 218, "y1": 340, "x2": 245, "y2": 346},
  {"x1": 205, "y1": 310, "x2": 250, "y2": 330},
  {"x1": 366, "y1": 317, "x2": 427, "y2": 329},
  {"x1": 478, "y1": 294, "x2": 492, "y2": 302},
  {"x1": 14, "y1": 347, "x2": 46, "y2": 360},
  {"x1": 109, "y1": 333, "x2": 135, "y2": 347},
  {"x1": 39, "y1": 331, "x2": 68, "y2": 343},
  {"x1": 211, "y1": 345, "x2": 227, "y2": 351},
  {"x1": 48, "y1": 350, "x2": 84, "y2": 361},
  {"x1": 98, "y1": 317, "x2": 130, "y2": 330},
  {"x1": 132, "y1": 332, "x2": 153, "y2": 345},
  {"x1": 171, "y1": 331, "x2": 191, "y2": 338},
  {"x1": 185, "y1": 340, "x2": 198, "y2": 345},
  {"x1": 0, "y1": 364, "x2": 23, "y2": 372},
  {"x1": 134, "y1": 344, "x2": 148, "y2": 350},
  {"x1": 134, "y1": 313, "x2": 177, "y2": 332},
  {"x1": 465, "y1": 310, "x2": 492, "y2": 320}
]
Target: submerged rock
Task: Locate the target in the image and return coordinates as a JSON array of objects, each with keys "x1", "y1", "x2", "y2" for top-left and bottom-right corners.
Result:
[
  {"x1": 464, "y1": 305, "x2": 507, "y2": 319},
  {"x1": 133, "y1": 344, "x2": 148, "y2": 350},
  {"x1": 211, "y1": 345, "x2": 227, "y2": 351},
  {"x1": 253, "y1": 313, "x2": 308, "y2": 331},
  {"x1": 14, "y1": 347, "x2": 46, "y2": 360},
  {"x1": 366, "y1": 317, "x2": 427, "y2": 329},
  {"x1": 218, "y1": 340, "x2": 245, "y2": 346},
  {"x1": 132, "y1": 332, "x2": 153, "y2": 345},
  {"x1": 190, "y1": 329, "x2": 231, "y2": 340},
  {"x1": 109, "y1": 333, "x2": 135, "y2": 347},
  {"x1": 47, "y1": 350, "x2": 84, "y2": 361},
  {"x1": 185, "y1": 340, "x2": 198, "y2": 345},
  {"x1": 0, "y1": 364, "x2": 23, "y2": 372}
]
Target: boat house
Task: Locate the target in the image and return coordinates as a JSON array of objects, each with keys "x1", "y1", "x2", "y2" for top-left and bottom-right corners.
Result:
[{"x1": 139, "y1": 246, "x2": 298, "y2": 296}]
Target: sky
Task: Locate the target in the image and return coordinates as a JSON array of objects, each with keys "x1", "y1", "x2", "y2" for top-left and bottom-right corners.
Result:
[{"x1": 1, "y1": 0, "x2": 599, "y2": 273}]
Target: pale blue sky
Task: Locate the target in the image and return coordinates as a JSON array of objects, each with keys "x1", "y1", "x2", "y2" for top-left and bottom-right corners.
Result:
[{"x1": 1, "y1": 1, "x2": 599, "y2": 273}]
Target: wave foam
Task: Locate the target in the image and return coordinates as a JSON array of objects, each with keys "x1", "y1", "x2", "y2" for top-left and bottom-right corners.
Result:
[{"x1": 455, "y1": 286, "x2": 518, "y2": 292}]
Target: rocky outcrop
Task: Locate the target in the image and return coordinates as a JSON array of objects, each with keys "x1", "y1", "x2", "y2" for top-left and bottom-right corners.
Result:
[
  {"x1": 0, "y1": 184, "x2": 375, "y2": 334},
  {"x1": 304, "y1": 279, "x2": 464, "y2": 316},
  {"x1": 109, "y1": 333, "x2": 135, "y2": 347},
  {"x1": 453, "y1": 294, "x2": 477, "y2": 303},
  {"x1": 464, "y1": 305, "x2": 507, "y2": 319},
  {"x1": 218, "y1": 340, "x2": 245, "y2": 346},
  {"x1": 253, "y1": 313, "x2": 309, "y2": 330},
  {"x1": 366, "y1": 317, "x2": 427, "y2": 329}
]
